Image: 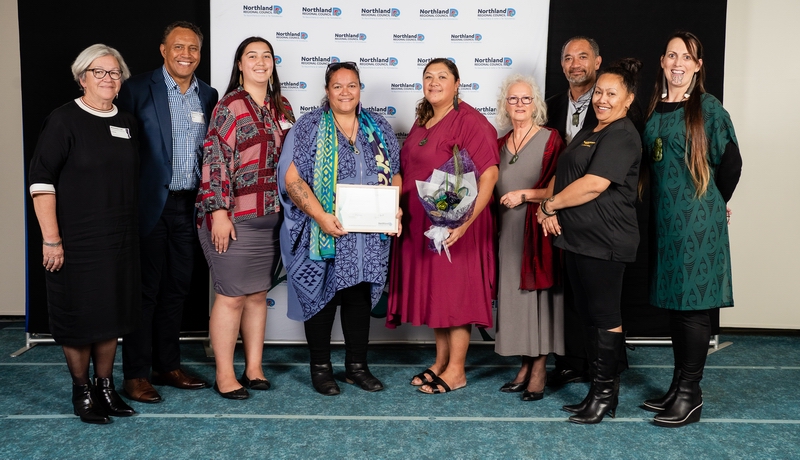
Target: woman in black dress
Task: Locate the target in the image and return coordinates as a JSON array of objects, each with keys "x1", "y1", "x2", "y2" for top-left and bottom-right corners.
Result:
[{"x1": 29, "y1": 44, "x2": 141, "y2": 424}]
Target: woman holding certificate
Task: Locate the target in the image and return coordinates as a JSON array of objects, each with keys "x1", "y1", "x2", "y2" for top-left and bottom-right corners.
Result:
[
  {"x1": 387, "y1": 58, "x2": 499, "y2": 394},
  {"x1": 278, "y1": 61, "x2": 401, "y2": 396}
]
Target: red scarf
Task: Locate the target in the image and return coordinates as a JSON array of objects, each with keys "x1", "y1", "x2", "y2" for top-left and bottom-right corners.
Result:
[{"x1": 497, "y1": 127, "x2": 565, "y2": 290}]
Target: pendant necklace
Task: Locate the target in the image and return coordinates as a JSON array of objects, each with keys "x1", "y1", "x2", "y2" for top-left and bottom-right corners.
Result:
[
  {"x1": 419, "y1": 104, "x2": 454, "y2": 146},
  {"x1": 508, "y1": 123, "x2": 535, "y2": 164},
  {"x1": 333, "y1": 113, "x2": 359, "y2": 155},
  {"x1": 653, "y1": 101, "x2": 665, "y2": 162},
  {"x1": 569, "y1": 94, "x2": 591, "y2": 127}
]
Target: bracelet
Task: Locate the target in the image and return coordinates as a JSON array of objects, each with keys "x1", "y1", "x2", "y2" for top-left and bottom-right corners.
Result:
[
  {"x1": 42, "y1": 239, "x2": 62, "y2": 247},
  {"x1": 540, "y1": 197, "x2": 558, "y2": 217}
]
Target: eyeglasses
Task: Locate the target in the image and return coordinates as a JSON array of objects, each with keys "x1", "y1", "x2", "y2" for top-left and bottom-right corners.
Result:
[
  {"x1": 326, "y1": 61, "x2": 358, "y2": 72},
  {"x1": 86, "y1": 68, "x2": 122, "y2": 80},
  {"x1": 506, "y1": 96, "x2": 533, "y2": 105}
]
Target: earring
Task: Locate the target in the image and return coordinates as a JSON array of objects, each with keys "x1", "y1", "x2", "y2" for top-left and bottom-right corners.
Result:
[
  {"x1": 453, "y1": 93, "x2": 459, "y2": 111},
  {"x1": 684, "y1": 73, "x2": 697, "y2": 99},
  {"x1": 269, "y1": 75, "x2": 274, "y2": 95},
  {"x1": 239, "y1": 74, "x2": 243, "y2": 86},
  {"x1": 661, "y1": 74, "x2": 668, "y2": 99}
]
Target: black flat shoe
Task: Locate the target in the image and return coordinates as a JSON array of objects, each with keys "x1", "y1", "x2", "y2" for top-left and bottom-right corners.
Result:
[
  {"x1": 345, "y1": 362, "x2": 384, "y2": 392},
  {"x1": 239, "y1": 372, "x2": 271, "y2": 391},
  {"x1": 499, "y1": 381, "x2": 526, "y2": 393},
  {"x1": 546, "y1": 368, "x2": 588, "y2": 387},
  {"x1": 522, "y1": 389, "x2": 544, "y2": 401},
  {"x1": 72, "y1": 382, "x2": 111, "y2": 425},
  {"x1": 311, "y1": 363, "x2": 341, "y2": 396},
  {"x1": 94, "y1": 376, "x2": 136, "y2": 417},
  {"x1": 213, "y1": 382, "x2": 249, "y2": 400}
]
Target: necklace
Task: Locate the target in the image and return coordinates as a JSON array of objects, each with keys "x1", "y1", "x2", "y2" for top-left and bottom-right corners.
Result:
[
  {"x1": 332, "y1": 113, "x2": 359, "y2": 155},
  {"x1": 419, "y1": 104, "x2": 454, "y2": 146},
  {"x1": 80, "y1": 96, "x2": 114, "y2": 113},
  {"x1": 569, "y1": 90, "x2": 592, "y2": 127},
  {"x1": 508, "y1": 123, "x2": 536, "y2": 164}
]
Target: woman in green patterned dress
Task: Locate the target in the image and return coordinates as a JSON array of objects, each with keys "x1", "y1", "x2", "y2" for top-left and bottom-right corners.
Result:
[{"x1": 642, "y1": 31, "x2": 742, "y2": 428}]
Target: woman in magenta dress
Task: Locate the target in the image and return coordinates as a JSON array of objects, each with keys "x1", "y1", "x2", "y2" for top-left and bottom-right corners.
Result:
[{"x1": 387, "y1": 58, "x2": 499, "y2": 394}]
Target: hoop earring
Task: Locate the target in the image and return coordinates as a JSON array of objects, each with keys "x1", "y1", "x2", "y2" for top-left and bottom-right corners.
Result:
[
  {"x1": 661, "y1": 74, "x2": 668, "y2": 99},
  {"x1": 684, "y1": 73, "x2": 697, "y2": 99},
  {"x1": 453, "y1": 93, "x2": 459, "y2": 111}
]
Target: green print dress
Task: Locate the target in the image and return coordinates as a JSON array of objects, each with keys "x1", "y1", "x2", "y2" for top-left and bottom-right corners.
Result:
[{"x1": 643, "y1": 93, "x2": 738, "y2": 311}]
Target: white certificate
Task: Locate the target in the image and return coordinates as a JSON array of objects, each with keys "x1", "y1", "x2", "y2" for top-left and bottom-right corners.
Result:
[{"x1": 335, "y1": 184, "x2": 399, "y2": 233}]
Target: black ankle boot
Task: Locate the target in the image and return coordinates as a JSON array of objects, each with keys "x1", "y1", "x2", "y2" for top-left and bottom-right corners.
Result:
[
  {"x1": 94, "y1": 376, "x2": 136, "y2": 417},
  {"x1": 642, "y1": 368, "x2": 681, "y2": 412},
  {"x1": 345, "y1": 362, "x2": 384, "y2": 392},
  {"x1": 653, "y1": 380, "x2": 703, "y2": 427},
  {"x1": 310, "y1": 363, "x2": 340, "y2": 396},
  {"x1": 72, "y1": 382, "x2": 111, "y2": 424},
  {"x1": 568, "y1": 329, "x2": 624, "y2": 424}
]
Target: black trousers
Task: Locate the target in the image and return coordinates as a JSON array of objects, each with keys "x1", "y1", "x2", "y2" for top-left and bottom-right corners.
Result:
[
  {"x1": 304, "y1": 283, "x2": 372, "y2": 365},
  {"x1": 564, "y1": 251, "x2": 626, "y2": 330},
  {"x1": 553, "y1": 271, "x2": 589, "y2": 373},
  {"x1": 123, "y1": 193, "x2": 196, "y2": 379},
  {"x1": 670, "y1": 309, "x2": 711, "y2": 382}
]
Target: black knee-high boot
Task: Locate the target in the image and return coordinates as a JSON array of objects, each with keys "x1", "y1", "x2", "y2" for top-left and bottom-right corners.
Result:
[
  {"x1": 562, "y1": 326, "x2": 596, "y2": 414},
  {"x1": 654, "y1": 311, "x2": 708, "y2": 427},
  {"x1": 643, "y1": 311, "x2": 685, "y2": 412},
  {"x1": 569, "y1": 329, "x2": 625, "y2": 424}
]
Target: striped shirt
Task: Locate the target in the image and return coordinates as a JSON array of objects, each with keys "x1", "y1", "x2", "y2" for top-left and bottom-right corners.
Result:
[{"x1": 163, "y1": 66, "x2": 205, "y2": 191}]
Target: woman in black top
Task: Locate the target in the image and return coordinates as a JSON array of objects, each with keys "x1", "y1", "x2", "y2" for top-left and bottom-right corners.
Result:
[{"x1": 536, "y1": 59, "x2": 642, "y2": 424}]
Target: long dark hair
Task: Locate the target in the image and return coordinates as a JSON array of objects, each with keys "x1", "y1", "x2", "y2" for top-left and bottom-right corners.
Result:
[
  {"x1": 225, "y1": 36, "x2": 295, "y2": 123},
  {"x1": 646, "y1": 31, "x2": 708, "y2": 196},
  {"x1": 415, "y1": 58, "x2": 460, "y2": 126}
]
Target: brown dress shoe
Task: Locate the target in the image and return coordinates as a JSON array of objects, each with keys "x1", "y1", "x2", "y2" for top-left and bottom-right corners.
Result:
[
  {"x1": 123, "y1": 378, "x2": 162, "y2": 404},
  {"x1": 151, "y1": 369, "x2": 210, "y2": 390}
]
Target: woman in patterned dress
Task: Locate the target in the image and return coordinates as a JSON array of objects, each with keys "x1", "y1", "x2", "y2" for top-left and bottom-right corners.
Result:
[
  {"x1": 278, "y1": 62, "x2": 401, "y2": 396},
  {"x1": 641, "y1": 31, "x2": 742, "y2": 427},
  {"x1": 197, "y1": 37, "x2": 295, "y2": 399}
]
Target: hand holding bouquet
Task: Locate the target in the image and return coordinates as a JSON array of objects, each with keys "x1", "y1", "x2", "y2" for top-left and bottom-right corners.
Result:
[{"x1": 415, "y1": 145, "x2": 480, "y2": 262}]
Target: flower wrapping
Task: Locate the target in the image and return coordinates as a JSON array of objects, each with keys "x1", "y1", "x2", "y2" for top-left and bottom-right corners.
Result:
[{"x1": 415, "y1": 145, "x2": 480, "y2": 262}]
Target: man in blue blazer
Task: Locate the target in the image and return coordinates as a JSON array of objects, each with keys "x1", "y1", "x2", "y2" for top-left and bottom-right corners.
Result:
[{"x1": 117, "y1": 21, "x2": 218, "y2": 403}]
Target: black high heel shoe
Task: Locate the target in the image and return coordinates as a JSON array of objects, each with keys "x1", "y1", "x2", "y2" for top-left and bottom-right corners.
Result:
[
  {"x1": 499, "y1": 381, "x2": 526, "y2": 393},
  {"x1": 345, "y1": 362, "x2": 384, "y2": 392},
  {"x1": 311, "y1": 363, "x2": 340, "y2": 396},
  {"x1": 72, "y1": 382, "x2": 111, "y2": 424},
  {"x1": 239, "y1": 372, "x2": 271, "y2": 391},
  {"x1": 94, "y1": 376, "x2": 135, "y2": 417},
  {"x1": 213, "y1": 382, "x2": 249, "y2": 400},
  {"x1": 653, "y1": 381, "x2": 703, "y2": 428}
]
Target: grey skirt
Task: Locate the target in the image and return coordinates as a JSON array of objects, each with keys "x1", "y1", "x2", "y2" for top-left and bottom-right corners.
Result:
[{"x1": 200, "y1": 213, "x2": 281, "y2": 296}]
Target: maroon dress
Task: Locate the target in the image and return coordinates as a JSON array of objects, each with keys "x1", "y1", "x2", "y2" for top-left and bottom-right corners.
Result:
[{"x1": 387, "y1": 103, "x2": 499, "y2": 329}]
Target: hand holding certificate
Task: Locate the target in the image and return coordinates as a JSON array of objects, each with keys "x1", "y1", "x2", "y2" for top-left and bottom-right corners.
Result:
[{"x1": 335, "y1": 184, "x2": 400, "y2": 233}]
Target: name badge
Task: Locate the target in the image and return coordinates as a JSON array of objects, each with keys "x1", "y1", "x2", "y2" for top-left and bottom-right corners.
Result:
[
  {"x1": 279, "y1": 119, "x2": 294, "y2": 130},
  {"x1": 110, "y1": 126, "x2": 131, "y2": 139},
  {"x1": 191, "y1": 111, "x2": 205, "y2": 124}
]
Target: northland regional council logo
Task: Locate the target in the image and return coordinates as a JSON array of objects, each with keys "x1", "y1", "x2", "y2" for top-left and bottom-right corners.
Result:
[
  {"x1": 474, "y1": 106, "x2": 497, "y2": 117},
  {"x1": 477, "y1": 7, "x2": 516, "y2": 18},
  {"x1": 459, "y1": 82, "x2": 479, "y2": 91},
  {"x1": 417, "y1": 57, "x2": 456, "y2": 67},
  {"x1": 298, "y1": 104, "x2": 321, "y2": 115},
  {"x1": 281, "y1": 81, "x2": 307, "y2": 91},
  {"x1": 334, "y1": 32, "x2": 367, "y2": 42},
  {"x1": 302, "y1": 6, "x2": 342, "y2": 16},
  {"x1": 474, "y1": 56, "x2": 512, "y2": 67},
  {"x1": 419, "y1": 8, "x2": 458, "y2": 18},
  {"x1": 393, "y1": 33, "x2": 424, "y2": 42},
  {"x1": 451, "y1": 33, "x2": 482, "y2": 42},
  {"x1": 364, "y1": 105, "x2": 397, "y2": 117},
  {"x1": 359, "y1": 57, "x2": 398, "y2": 67},
  {"x1": 300, "y1": 55, "x2": 335, "y2": 67},
  {"x1": 390, "y1": 82, "x2": 422, "y2": 92},
  {"x1": 361, "y1": 7, "x2": 400, "y2": 18},
  {"x1": 243, "y1": 4, "x2": 282, "y2": 16},
  {"x1": 275, "y1": 31, "x2": 308, "y2": 41}
]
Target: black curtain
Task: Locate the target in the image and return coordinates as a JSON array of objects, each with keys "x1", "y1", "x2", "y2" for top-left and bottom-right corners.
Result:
[{"x1": 19, "y1": 0, "x2": 212, "y2": 334}]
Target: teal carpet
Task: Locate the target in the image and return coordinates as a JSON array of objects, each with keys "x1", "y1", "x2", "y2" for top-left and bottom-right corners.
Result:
[{"x1": 1, "y1": 321, "x2": 798, "y2": 459}]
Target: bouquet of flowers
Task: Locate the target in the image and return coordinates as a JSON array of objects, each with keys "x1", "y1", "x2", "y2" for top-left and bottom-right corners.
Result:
[{"x1": 415, "y1": 145, "x2": 480, "y2": 262}]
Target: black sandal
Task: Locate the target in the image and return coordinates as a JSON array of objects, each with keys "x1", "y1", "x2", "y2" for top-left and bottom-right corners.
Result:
[{"x1": 410, "y1": 368, "x2": 437, "y2": 386}]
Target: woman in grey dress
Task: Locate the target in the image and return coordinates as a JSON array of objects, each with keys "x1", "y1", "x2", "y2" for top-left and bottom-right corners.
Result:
[{"x1": 494, "y1": 74, "x2": 565, "y2": 401}]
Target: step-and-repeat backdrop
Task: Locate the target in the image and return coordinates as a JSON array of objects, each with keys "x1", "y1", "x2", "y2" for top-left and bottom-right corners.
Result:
[{"x1": 209, "y1": 1, "x2": 550, "y2": 342}]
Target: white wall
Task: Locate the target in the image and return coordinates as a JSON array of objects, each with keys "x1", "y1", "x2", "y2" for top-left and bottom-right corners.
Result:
[
  {"x1": 722, "y1": 0, "x2": 800, "y2": 328},
  {"x1": 3, "y1": 0, "x2": 798, "y2": 327},
  {"x1": 0, "y1": 0, "x2": 26, "y2": 315}
]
